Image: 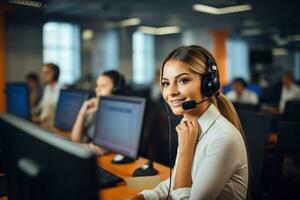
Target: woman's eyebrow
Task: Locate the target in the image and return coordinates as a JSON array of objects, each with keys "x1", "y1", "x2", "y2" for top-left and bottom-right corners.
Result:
[{"x1": 162, "y1": 73, "x2": 191, "y2": 80}]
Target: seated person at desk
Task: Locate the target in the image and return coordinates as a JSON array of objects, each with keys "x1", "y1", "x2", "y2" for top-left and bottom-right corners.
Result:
[
  {"x1": 71, "y1": 70, "x2": 126, "y2": 155},
  {"x1": 263, "y1": 72, "x2": 300, "y2": 114},
  {"x1": 32, "y1": 63, "x2": 62, "y2": 124},
  {"x1": 278, "y1": 72, "x2": 300, "y2": 113},
  {"x1": 226, "y1": 77, "x2": 259, "y2": 105},
  {"x1": 130, "y1": 45, "x2": 249, "y2": 200}
]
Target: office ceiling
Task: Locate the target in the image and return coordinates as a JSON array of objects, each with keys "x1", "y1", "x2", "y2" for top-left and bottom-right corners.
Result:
[{"x1": 2, "y1": 0, "x2": 300, "y2": 49}]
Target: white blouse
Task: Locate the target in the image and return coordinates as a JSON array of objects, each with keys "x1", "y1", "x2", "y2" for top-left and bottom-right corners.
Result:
[
  {"x1": 38, "y1": 83, "x2": 62, "y2": 122},
  {"x1": 279, "y1": 83, "x2": 300, "y2": 113},
  {"x1": 226, "y1": 89, "x2": 258, "y2": 105},
  {"x1": 141, "y1": 104, "x2": 248, "y2": 200}
]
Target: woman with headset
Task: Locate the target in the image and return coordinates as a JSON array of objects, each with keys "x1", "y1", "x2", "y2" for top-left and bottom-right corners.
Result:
[
  {"x1": 71, "y1": 70, "x2": 126, "y2": 155},
  {"x1": 130, "y1": 45, "x2": 249, "y2": 200}
]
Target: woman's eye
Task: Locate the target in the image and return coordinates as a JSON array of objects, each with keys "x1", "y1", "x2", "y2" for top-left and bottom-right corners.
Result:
[
  {"x1": 179, "y1": 78, "x2": 189, "y2": 84},
  {"x1": 161, "y1": 82, "x2": 169, "y2": 87}
]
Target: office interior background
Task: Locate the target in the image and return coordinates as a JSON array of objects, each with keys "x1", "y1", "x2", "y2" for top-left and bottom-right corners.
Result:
[{"x1": 1, "y1": 0, "x2": 300, "y2": 199}]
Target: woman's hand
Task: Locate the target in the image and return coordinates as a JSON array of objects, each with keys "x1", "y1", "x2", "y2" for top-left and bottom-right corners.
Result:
[
  {"x1": 176, "y1": 120, "x2": 201, "y2": 153},
  {"x1": 79, "y1": 98, "x2": 99, "y2": 116},
  {"x1": 173, "y1": 119, "x2": 201, "y2": 189}
]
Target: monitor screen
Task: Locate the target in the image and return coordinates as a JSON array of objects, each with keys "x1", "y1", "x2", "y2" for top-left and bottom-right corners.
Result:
[
  {"x1": 54, "y1": 89, "x2": 89, "y2": 131},
  {"x1": 0, "y1": 113, "x2": 98, "y2": 200},
  {"x1": 93, "y1": 96, "x2": 146, "y2": 159},
  {"x1": 5, "y1": 83, "x2": 31, "y2": 120}
]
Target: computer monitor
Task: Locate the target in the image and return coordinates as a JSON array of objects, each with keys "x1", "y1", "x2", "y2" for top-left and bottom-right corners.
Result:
[
  {"x1": 54, "y1": 89, "x2": 89, "y2": 131},
  {"x1": 0, "y1": 113, "x2": 98, "y2": 200},
  {"x1": 93, "y1": 96, "x2": 146, "y2": 159},
  {"x1": 5, "y1": 83, "x2": 31, "y2": 120}
]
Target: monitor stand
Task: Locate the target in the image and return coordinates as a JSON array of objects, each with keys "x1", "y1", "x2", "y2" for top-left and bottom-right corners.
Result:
[
  {"x1": 111, "y1": 154, "x2": 135, "y2": 164},
  {"x1": 132, "y1": 160, "x2": 158, "y2": 177}
]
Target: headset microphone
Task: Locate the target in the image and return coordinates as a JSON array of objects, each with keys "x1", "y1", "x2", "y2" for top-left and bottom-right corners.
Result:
[{"x1": 182, "y1": 98, "x2": 209, "y2": 110}]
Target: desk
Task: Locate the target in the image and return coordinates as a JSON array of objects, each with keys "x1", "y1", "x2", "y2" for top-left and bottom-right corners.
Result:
[
  {"x1": 98, "y1": 154, "x2": 169, "y2": 199},
  {"x1": 0, "y1": 125, "x2": 170, "y2": 200},
  {"x1": 47, "y1": 125, "x2": 171, "y2": 199}
]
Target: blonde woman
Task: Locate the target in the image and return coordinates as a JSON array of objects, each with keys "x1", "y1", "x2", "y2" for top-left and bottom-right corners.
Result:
[{"x1": 130, "y1": 45, "x2": 249, "y2": 200}]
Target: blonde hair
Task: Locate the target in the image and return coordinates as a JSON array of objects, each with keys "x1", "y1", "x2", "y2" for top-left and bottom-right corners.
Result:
[{"x1": 160, "y1": 45, "x2": 244, "y2": 136}]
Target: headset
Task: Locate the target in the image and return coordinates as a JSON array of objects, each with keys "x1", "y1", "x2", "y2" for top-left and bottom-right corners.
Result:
[
  {"x1": 181, "y1": 46, "x2": 220, "y2": 110},
  {"x1": 195, "y1": 47, "x2": 220, "y2": 98},
  {"x1": 101, "y1": 70, "x2": 125, "y2": 95},
  {"x1": 112, "y1": 72, "x2": 123, "y2": 95}
]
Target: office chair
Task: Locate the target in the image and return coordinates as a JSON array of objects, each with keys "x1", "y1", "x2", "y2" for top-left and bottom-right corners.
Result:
[
  {"x1": 269, "y1": 121, "x2": 300, "y2": 200},
  {"x1": 282, "y1": 100, "x2": 300, "y2": 122},
  {"x1": 237, "y1": 111, "x2": 271, "y2": 199},
  {"x1": 233, "y1": 102, "x2": 260, "y2": 112}
]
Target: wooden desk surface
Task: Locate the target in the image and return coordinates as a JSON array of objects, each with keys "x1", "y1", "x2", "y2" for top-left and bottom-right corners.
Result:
[
  {"x1": 97, "y1": 154, "x2": 169, "y2": 200},
  {"x1": 0, "y1": 125, "x2": 170, "y2": 200}
]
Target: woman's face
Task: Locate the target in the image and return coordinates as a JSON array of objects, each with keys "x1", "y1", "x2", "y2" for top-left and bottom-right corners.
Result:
[
  {"x1": 95, "y1": 75, "x2": 114, "y2": 97},
  {"x1": 41, "y1": 66, "x2": 54, "y2": 84},
  {"x1": 161, "y1": 60, "x2": 203, "y2": 115}
]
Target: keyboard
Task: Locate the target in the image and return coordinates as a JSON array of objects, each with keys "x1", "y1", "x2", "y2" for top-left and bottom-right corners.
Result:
[{"x1": 97, "y1": 166, "x2": 124, "y2": 188}]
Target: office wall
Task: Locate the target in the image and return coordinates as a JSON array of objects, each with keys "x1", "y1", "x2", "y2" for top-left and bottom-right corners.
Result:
[
  {"x1": 155, "y1": 34, "x2": 182, "y2": 70},
  {"x1": 5, "y1": 21, "x2": 43, "y2": 82},
  {"x1": 3, "y1": 20, "x2": 215, "y2": 85},
  {"x1": 154, "y1": 29, "x2": 213, "y2": 72},
  {"x1": 118, "y1": 27, "x2": 133, "y2": 82},
  {"x1": 81, "y1": 26, "x2": 133, "y2": 82}
]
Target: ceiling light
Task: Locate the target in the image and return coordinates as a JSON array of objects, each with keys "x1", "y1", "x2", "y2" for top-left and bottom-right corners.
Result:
[
  {"x1": 240, "y1": 28, "x2": 262, "y2": 36},
  {"x1": 138, "y1": 26, "x2": 157, "y2": 35},
  {"x1": 137, "y1": 26, "x2": 181, "y2": 35},
  {"x1": 119, "y1": 18, "x2": 141, "y2": 27},
  {"x1": 82, "y1": 29, "x2": 94, "y2": 40},
  {"x1": 9, "y1": 0, "x2": 43, "y2": 7},
  {"x1": 193, "y1": 4, "x2": 252, "y2": 15},
  {"x1": 288, "y1": 35, "x2": 300, "y2": 42},
  {"x1": 272, "y1": 48, "x2": 287, "y2": 56}
]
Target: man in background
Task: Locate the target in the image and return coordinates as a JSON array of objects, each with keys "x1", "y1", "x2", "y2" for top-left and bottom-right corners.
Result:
[
  {"x1": 226, "y1": 77, "x2": 259, "y2": 105},
  {"x1": 33, "y1": 63, "x2": 62, "y2": 124},
  {"x1": 279, "y1": 72, "x2": 300, "y2": 113}
]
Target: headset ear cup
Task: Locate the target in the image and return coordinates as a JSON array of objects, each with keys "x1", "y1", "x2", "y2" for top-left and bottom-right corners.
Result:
[
  {"x1": 201, "y1": 73, "x2": 220, "y2": 97},
  {"x1": 201, "y1": 74, "x2": 211, "y2": 97},
  {"x1": 210, "y1": 75, "x2": 220, "y2": 95}
]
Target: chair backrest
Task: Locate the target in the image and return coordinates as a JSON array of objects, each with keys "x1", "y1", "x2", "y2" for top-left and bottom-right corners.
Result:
[
  {"x1": 237, "y1": 111, "x2": 271, "y2": 199},
  {"x1": 283, "y1": 100, "x2": 300, "y2": 122},
  {"x1": 233, "y1": 102, "x2": 260, "y2": 112},
  {"x1": 270, "y1": 121, "x2": 300, "y2": 200}
]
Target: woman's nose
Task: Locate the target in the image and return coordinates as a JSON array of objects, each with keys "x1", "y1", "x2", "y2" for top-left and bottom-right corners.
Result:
[{"x1": 168, "y1": 83, "x2": 180, "y2": 96}]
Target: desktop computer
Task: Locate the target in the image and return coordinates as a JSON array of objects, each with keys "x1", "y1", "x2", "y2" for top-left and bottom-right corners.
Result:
[
  {"x1": 93, "y1": 95, "x2": 146, "y2": 159},
  {"x1": 92, "y1": 95, "x2": 153, "y2": 183},
  {"x1": 54, "y1": 89, "x2": 89, "y2": 131},
  {"x1": 5, "y1": 83, "x2": 31, "y2": 120},
  {"x1": 0, "y1": 113, "x2": 99, "y2": 200}
]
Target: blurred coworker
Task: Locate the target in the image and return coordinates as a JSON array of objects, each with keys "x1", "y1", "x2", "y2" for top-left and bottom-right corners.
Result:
[
  {"x1": 226, "y1": 78, "x2": 259, "y2": 105},
  {"x1": 33, "y1": 63, "x2": 62, "y2": 124},
  {"x1": 279, "y1": 72, "x2": 300, "y2": 113},
  {"x1": 71, "y1": 70, "x2": 126, "y2": 155},
  {"x1": 26, "y1": 72, "x2": 42, "y2": 109}
]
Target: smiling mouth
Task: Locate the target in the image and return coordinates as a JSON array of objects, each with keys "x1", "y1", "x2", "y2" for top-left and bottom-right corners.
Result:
[{"x1": 169, "y1": 98, "x2": 187, "y2": 107}]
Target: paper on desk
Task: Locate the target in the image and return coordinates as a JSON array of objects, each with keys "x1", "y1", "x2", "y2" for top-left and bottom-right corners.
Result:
[{"x1": 125, "y1": 176, "x2": 161, "y2": 189}]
